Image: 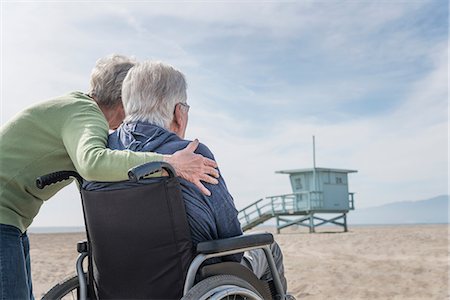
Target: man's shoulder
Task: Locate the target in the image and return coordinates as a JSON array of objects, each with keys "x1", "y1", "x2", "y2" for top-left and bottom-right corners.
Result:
[
  {"x1": 155, "y1": 136, "x2": 216, "y2": 161},
  {"x1": 195, "y1": 142, "x2": 215, "y2": 161},
  {"x1": 174, "y1": 140, "x2": 215, "y2": 161}
]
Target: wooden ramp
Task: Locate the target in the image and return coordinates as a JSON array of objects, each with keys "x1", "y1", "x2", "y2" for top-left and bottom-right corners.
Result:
[{"x1": 238, "y1": 192, "x2": 354, "y2": 233}]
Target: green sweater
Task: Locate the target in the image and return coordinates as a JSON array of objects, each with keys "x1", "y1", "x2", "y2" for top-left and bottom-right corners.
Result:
[{"x1": 0, "y1": 92, "x2": 163, "y2": 232}]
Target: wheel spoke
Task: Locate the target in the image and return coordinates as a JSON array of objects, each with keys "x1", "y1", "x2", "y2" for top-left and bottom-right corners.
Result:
[{"x1": 41, "y1": 275, "x2": 81, "y2": 300}]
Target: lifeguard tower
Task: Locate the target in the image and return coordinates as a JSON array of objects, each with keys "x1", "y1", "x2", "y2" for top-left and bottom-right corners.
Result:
[{"x1": 238, "y1": 137, "x2": 357, "y2": 233}]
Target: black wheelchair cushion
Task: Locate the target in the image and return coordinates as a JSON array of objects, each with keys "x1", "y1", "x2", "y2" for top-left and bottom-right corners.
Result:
[{"x1": 81, "y1": 177, "x2": 194, "y2": 299}]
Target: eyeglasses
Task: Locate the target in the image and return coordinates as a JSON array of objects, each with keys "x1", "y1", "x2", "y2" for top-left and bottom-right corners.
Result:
[{"x1": 178, "y1": 102, "x2": 190, "y2": 113}]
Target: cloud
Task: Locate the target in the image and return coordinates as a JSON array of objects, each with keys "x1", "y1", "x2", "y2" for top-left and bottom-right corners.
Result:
[
  {"x1": 1, "y1": 1, "x2": 447, "y2": 227},
  {"x1": 187, "y1": 39, "x2": 448, "y2": 209}
]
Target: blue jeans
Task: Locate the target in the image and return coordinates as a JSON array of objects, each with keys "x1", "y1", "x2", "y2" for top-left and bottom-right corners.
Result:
[{"x1": 0, "y1": 224, "x2": 34, "y2": 300}]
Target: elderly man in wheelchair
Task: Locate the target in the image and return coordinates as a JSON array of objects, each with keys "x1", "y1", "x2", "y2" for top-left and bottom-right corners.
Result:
[{"x1": 37, "y1": 61, "x2": 293, "y2": 300}]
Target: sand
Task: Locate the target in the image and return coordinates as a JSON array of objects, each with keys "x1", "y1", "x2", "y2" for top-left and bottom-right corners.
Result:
[{"x1": 29, "y1": 224, "x2": 449, "y2": 299}]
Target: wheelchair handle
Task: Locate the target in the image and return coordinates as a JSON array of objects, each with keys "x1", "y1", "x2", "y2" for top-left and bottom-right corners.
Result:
[
  {"x1": 36, "y1": 171, "x2": 83, "y2": 189},
  {"x1": 128, "y1": 161, "x2": 176, "y2": 182}
]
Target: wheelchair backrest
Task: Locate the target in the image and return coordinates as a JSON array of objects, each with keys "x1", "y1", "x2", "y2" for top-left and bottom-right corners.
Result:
[{"x1": 81, "y1": 176, "x2": 194, "y2": 299}]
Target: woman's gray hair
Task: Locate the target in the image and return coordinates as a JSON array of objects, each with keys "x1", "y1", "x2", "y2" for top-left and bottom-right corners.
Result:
[
  {"x1": 89, "y1": 54, "x2": 136, "y2": 107},
  {"x1": 122, "y1": 61, "x2": 187, "y2": 128}
]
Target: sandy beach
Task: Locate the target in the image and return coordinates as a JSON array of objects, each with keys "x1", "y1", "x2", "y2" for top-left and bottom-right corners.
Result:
[{"x1": 29, "y1": 224, "x2": 449, "y2": 299}]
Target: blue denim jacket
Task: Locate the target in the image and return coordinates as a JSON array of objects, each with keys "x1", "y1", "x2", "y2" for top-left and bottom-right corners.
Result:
[{"x1": 85, "y1": 121, "x2": 243, "y2": 262}]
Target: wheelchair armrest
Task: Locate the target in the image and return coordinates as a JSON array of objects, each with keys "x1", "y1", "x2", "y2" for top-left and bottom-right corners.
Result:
[{"x1": 196, "y1": 233, "x2": 274, "y2": 254}]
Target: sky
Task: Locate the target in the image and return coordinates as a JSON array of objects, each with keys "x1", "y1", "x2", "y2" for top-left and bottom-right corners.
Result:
[{"x1": 1, "y1": 1, "x2": 448, "y2": 227}]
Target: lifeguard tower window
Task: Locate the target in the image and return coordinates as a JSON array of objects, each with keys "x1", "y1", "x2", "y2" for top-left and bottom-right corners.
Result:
[
  {"x1": 294, "y1": 178, "x2": 302, "y2": 190},
  {"x1": 336, "y1": 177, "x2": 343, "y2": 184}
]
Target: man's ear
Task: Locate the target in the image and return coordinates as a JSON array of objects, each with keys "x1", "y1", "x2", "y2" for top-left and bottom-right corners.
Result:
[
  {"x1": 170, "y1": 103, "x2": 182, "y2": 133},
  {"x1": 173, "y1": 103, "x2": 183, "y2": 126}
]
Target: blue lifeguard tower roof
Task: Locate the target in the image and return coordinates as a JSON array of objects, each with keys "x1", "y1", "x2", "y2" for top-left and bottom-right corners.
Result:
[{"x1": 276, "y1": 168, "x2": 357, "y2": 174}]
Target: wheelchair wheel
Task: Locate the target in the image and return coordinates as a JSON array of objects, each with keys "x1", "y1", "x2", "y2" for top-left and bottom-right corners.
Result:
[
  {"x1": 182, "y1": 274, "x2": 264, "y2": 300},
  {"x1": 41, "y1": 275, "x2": 80, "y2": 300}
]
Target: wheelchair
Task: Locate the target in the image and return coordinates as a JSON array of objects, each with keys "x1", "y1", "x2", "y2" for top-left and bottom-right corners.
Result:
[{"x1": 37, "y1": 162, "x2": 287, "y2": 300}]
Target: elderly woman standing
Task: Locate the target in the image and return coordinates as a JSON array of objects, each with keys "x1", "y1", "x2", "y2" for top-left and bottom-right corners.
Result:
[{"x1": 0, "y1": 55, "x2": 219, "y2": 300}]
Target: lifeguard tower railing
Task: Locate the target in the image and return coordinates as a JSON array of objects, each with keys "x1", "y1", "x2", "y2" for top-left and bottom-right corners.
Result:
[{"x1": 238, "y1": 191, "x2": 355, "y2": 233}]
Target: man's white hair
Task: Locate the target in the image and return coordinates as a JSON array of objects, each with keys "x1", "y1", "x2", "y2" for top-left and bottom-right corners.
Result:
[
  {"x1": 121, "y1": 61, "x2": 187, "y2": 128},
  {"x1": 89, "y1": 54, "x2": 136, "y2": 107}
]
